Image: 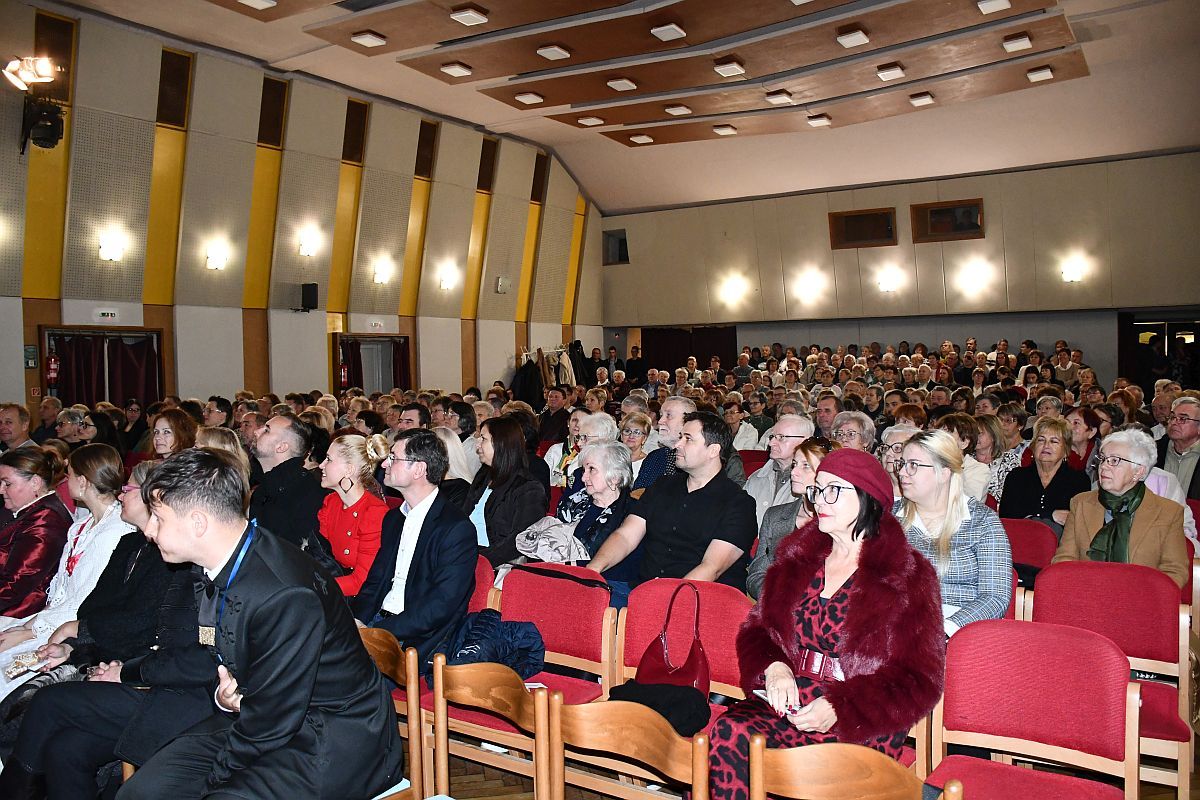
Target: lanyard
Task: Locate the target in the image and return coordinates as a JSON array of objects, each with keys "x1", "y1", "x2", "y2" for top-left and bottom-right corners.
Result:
[{"x1": 216, "y1": 520, "x2": 257, "y2": 636}]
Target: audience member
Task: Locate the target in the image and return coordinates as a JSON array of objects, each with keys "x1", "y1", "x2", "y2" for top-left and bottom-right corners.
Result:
[
  {"x1": 998, "y1": 416, "x2": 1091, "y2": 535},
  {"x1": 149, "y1": 409, "x2": 198, "y2": 458},
  {"x1": 464, "y1": 415, "x2": 548, "y2": 567},
  {"x1": 744, "y1": 415, "x2": 813, "y2": 525},
  {"x1": 932, "y1": 413, "x2": 989, "y2": 502},
  {"x1": 248, "y1": 413, "x2": 330, "y2": 550},
  {"x1": 544, "y1": 408, "x2": 589, "y2": 488},
  {"x1": 30, "y1": 398, "x2": 62, "y2": 445},
  {"x1": 1157, "y1": 396, "x2": 1200, "y2": 500},
  {"x1": 831, "y1": 410, "x2": 875, "y2": 453},
  {"x1": 431, "y1": 426, "x2": 476, "y2": 508},
  {"x1": 0, "y1": 404, "x2": 35, "y2": 453},
  {"x1": 54, "y1": 409, "x2": 86, "y2": 450},
  {"x1": 0, "y1": 448, "x2": 73, "y2": 620},
  {"x1": 316, "y1": 434, "x2": 389, "y2": 599}
]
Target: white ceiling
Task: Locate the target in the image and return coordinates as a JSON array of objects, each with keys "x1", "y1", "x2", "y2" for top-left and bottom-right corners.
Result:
[{"x1": 58, "y1": 0, "x2": 1200, "y2": 214}]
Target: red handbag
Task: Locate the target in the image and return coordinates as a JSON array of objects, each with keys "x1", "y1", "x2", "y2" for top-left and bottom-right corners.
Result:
[{"x1": 635, "y1": 582, "x2": 711, "y2": 695}]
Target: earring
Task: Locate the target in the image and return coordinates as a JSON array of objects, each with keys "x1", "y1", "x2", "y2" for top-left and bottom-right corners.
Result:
[{"x1": 338, "y1": 476, "x2": 354, "y2": 493}]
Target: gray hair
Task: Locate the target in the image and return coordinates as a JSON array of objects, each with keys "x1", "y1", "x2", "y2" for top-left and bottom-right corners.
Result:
[
  {"x1": 773, "y1": 413, "x2": 815, "y2": 438},
  {"x1": 881, "y1": 424, "x2": 922, "y2": 445},
  {"x1": 1100, "y1": 428, "x2": 1156, "y2": 472},
  {"x1": 778, "y1": 399, "x2": 806, "y2": 416},
  {"x1": 833, "y1": 410, "x2": 876, "y2": 448},
  {"x1": 57, "y1": 409, "x2": 85, "y2": 425},
  {"x1": 577, "y1": 440, "x2": 633, "y2": 490},
  {"x1": 1173, "y1": 396, "x2": 1200, "y2": 414},
  {"x1": 1036, "y1": 395, "x2": 1063, "y2": 413},
  {"x1": 578, "y1": 411, "x2": 619, "y2": 442},
  {"x1": 662, "y1": 396, "x2": 697, "y2": 414},
  {"x1": 621, "y1": 394, "x2": 649, "y2": 413}
]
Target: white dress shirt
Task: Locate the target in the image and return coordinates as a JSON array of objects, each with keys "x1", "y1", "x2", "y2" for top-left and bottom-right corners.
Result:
[{"x1": 381, "y1": 488, "x2": 439, "y2": 615}]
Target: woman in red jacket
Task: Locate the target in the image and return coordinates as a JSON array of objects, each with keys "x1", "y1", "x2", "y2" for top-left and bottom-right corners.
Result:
[
  {"x1": 317, "y1": 434, "x2": 389, "y2": 598},
  {"x1": 709, "y1": 449, "x2": 945, "y2": 800},
  {"x1": 0, "y1": 448, "x2": 73, "y2": 619}
]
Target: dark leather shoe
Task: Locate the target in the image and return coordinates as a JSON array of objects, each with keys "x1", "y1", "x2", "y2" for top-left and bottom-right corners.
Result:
[{"x1": 0, "y1": 760, "x2": 45, "y2": 800}]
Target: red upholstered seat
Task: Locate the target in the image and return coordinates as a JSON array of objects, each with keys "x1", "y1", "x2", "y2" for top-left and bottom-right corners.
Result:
[
  {"x1": 468, "y1": 556, "x2": 493, "y2": 613},
  {"x1": 1000, "y1": 518, "x2": 1058, "y2": 569},
  {"x1": 928, "y1": 755, "x2": 1124, "y2": 800},
  {"x1": 1136, "y1": 680, "x2": 1191, "y2": 741},
  {"x1": 500, "y1": 563, "x2": 611, "y2": 668},
  {"x1": 385, "y1": 496, "x2": 403, "y2": 510},
  {"x1": 739, "y1": 450, "x2": 768, "y2": 476},
  {"x1": 547, "y1": 485, "x2": 563, "y2": 516}
]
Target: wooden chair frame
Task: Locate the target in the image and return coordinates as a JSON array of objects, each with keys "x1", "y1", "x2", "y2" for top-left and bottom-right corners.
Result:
[
  {"x1": 932, "y1": 681, "x2": 1141, "y2": 799},
  {"x1": 751, "y1": 738, "x2": 962, "y2": 800},
  {"x1": 360, "y1": 628, "x2": 425, "y2": 799}
]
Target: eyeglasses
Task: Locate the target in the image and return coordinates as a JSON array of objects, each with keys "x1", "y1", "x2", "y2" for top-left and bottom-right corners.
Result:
[
  {"x1": 896, "y1": 459, "x2": 937, "y2": 476},
  {"x1": 879, "y1": 442, "x2": 905, "y2": 456},
  {"x1": 126, "y1": 407, "x2": 141, "y2": 413},
  {"x1": 383, "y1": 454, "x2": 419, "y2": 466},
  {"x1": 119, "y1": 484, "x2": 139, "y2": 494},
  {"x1": 806, "y1": 484, "x2": 849, "y2": 504},
  {"x1": 620, "y1": 428, "x2": 647, "y2": 438},
  {"x1": 1099, "y1": 454, "x2": 1142, "y2": 469},
  {"x1": 767, "y1": 433, "x2": 805, "y2": 441},
  {"x1": 79, "y1": 421, "x2": 95, "y2": 430},
  {"x1": 1168, "y1": 414, "x2": 1199, "y2": 425},
  {"x1": 832, "y1": 429, "x2": 860, "y2": 442}
]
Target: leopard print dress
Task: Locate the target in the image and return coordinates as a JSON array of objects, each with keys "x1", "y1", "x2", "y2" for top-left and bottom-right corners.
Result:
[{"x1": 708, "y1": 569, "x2": 906, "y2": 800}]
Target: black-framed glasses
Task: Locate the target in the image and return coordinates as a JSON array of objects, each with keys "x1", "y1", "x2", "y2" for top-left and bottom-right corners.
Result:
[
  {"x1": 79, "y1": 421, "x2": 95, "y2": 430},
  {"x1": 806, "y1": 484, "x2": 848, "y2": 504},
  {"x1": 1168, "y1": 413, "x2": 1199, "y2": 425},
  {"x1": 896, "y1": 459, "x2": 936, "y2": 476},
  {"x1": 767, "y1": 433, "x2": 805, "y2": 441},
  {"x1": 1098, "y1": 453, "x2": 1142, "y2": 469},
  {"x1": 833, "y1": 429, "x2": 860, "y2": 442},
  {"x1": 383, "y1": 454, "x2": 419, "y2": 466},
  {"x1": 878, "y1": 442, "x2": 905, "y2": 456}
]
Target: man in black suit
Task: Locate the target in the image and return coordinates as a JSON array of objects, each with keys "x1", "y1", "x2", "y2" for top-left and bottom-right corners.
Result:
[
  {"x1": 120, "y1": 449, "x2": 402, "y2": 800},
  {"x1": 248, "y1": 413, "x2": 328, "y2": 549},
  {"x1": 624, "y1": 345, "x2": 647, "y2": 387},
  {"x1": 352, "y1": 429, "x2": 477, "y2": 672}
]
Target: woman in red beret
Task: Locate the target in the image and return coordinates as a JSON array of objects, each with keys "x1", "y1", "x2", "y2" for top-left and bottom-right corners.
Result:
[{"x1": 709, "y1": 449, "x2": 945, "y2": 800}]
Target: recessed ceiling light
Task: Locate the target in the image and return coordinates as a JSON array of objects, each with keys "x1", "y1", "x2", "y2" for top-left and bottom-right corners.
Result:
[
  {"x1": 976, "y1": 0, "x2": 1011, "y2": 13},
  {"x1": 449, "y1": 5, "x2": 488, "y2": 26},
  {"x1": 1026, "y1": 66, "x2": 1054, "y2": 82},
  {"x1": 765, "y1": 89, "x2": 793, "y2": 105},
  {"x1": 237, "y1": 0, "x2": 277, "y2": 9},
  {"x1": 909, "y1": 92, "x2": 935, "y2": 107},
  {"x1": 607, "y1": 77, "x2": 637, "y2": 91},
  {"x1": 515, "y1": 92, "x2": 544, "y2": 105},
  {"x1": 664, "y1": 104, "x2": 692, "y2": 116},
  {"x1": 790, "y1": 0, "x2": 815, "y2": 4},
  {"x1": 1003, "y1": 33, "x2": 1033, "y2": 52},
  {"x1": 713, "y1": 124, "x2": 737, "y2": 136},
  {"x1": 350, "y1": 30, "x2": 387, "y2": 47},
  {"x1": 577, "y1": 116, "x2": 605, "y2": 126},
  {"x1": 836, "y1": 28, "x2": 869, "y2": 48},
  {"x1": 714, "y1": 60, "x2": 746, "y2": 77},
  {"x1": 807, "y1": 114, "x2": 831, "y2": 127},
  {"x1": 876, "y1": 62, "x2": 905, "y2": 81},
  {"x1": 536, "y1": 45, "x2": 571, "y2": 61},
  {"x1": 440, "y1": 62, "x2": 473, "y2": 78},
  {"x1": 650, "y1": 23, "x2": 686, "y2": 42},
  {"x1": 629, "y1": 134, "x2": 654, "y2": 144}
]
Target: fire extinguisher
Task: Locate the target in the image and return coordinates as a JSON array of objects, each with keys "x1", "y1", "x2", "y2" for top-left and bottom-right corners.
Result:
[
  {"x1": 339, "y1": 362, "x2": 349, "y2": 389},
  {"x1": 46, "y1": 350, "x2": 60, "y2": 389}
]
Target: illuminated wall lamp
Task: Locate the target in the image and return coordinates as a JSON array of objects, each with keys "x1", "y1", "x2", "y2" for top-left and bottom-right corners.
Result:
[
  {"x1": 97, "y1": 230, "x2": 126, "y2": 262},
  {"x1": 877, "y1": 267, "x2": 903, "y2": 293},
  {"x1": 205, "y1": 242, "x2": 229, "y2": 270},
  {"x1": 1060, "y1": 254, "x2": 1086, "y2": 283},
  {"x1": 437, "y1": 261, "x2": 460, "y2": 291},
  {"x1": 297, "y1": 227, "x2": 320, "y2": 257},
  {"x1": 372, "y1": 256, "x2": 394, "y2": 285}
]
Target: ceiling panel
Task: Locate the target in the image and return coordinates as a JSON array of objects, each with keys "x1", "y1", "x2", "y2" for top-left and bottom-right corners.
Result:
[
  {"x1": 479, "y1": 0, "x2": 1056, "y2": 109},
  {"x1": 548, "y1": 11, "x2": 1074, "y2": 127},
  {"x1": 400, "y1": 0, "x2": 855, "y2": 83},
  {"x1": 204, "y1": 0, "x2": 336, "y2": 22},
  {"x1": 602, "y1": 46, "x2": 1088, "y2": 145},
  {"x1": 305, "y1": 0, "x2": 631, "y2": 55}
]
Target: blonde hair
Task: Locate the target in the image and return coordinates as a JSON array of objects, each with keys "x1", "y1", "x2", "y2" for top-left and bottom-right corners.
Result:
[
  {"x1": 1032, "y1": 415, "x2": 1073, "y2": 453},
  {"x1": 433, "y1": 426, "x2": 475, "y2": 483},
  {"x1": 196, "y1": 426, "x2": 251, "y2": 478},
  {"x1": 328, "y1": 433, "x2": 390, "y2": 496},
  {"x1": 897, "y1": 428, "x2": 966, "y2": 575},
  {"x1": 300, "y1": 407, "x2": 335, "y2": 434}
]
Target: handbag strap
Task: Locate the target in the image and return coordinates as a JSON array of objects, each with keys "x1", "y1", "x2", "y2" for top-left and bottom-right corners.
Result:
[{"x1": 662, "y1": 581, "x2": 701, "y2": 640}]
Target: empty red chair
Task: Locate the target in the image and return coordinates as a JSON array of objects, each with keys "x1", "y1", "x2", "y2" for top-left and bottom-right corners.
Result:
[
  {"x1": 1000, "y1": 517, "x2": 1058, "y2": 569},
  {"x1": 739, "y1": 449, "x2": 768, "y2": 476},
  {"x1": 928, "y1": 619, "x2": 1140, "y2": 799}
]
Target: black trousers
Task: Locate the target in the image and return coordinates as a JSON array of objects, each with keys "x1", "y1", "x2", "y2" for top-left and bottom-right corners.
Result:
[{"x1": 12, "y1": 681, "x2": 147, "y2": 800}]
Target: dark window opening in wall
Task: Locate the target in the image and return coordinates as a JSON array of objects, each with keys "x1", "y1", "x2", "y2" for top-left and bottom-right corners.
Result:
[
  {"x1": 257, "y1": 77, "x2": 289, "y2": 148},
  {"x1": 530, "y1": 152, "x2": 549, "y2": 203},
  {"x1": 156, "y1": 49, "x2": 193, "y2": 128},
  {"x1": 912, "y1": 198, "x2": 984, "y2": 243},
  {"x1": 33, "y1": 12, "x2": 76, "y2": 105},
  {"x1": 414, "y1": 120, "x2": 439, "y2": 179},
  {"x1": 829, "y1": 208, "x2": 897, "y2": 250},
  {"x1": 602, "y1": 229, "x2": 629, "y2": 265},
  {"x1": 477, "y1": 138, "x2": 498, "y2": 192},
  {"x1": 341, "y1": 99, "x2": 370, "y2": 164}
]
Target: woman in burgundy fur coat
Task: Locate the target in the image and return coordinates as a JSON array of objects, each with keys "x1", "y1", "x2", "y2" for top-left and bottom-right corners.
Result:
[{"x1": 709, "y1": 449, "x2": 945, "y2": 800}]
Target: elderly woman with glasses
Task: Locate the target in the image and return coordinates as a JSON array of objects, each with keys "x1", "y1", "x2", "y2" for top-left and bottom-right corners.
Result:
[
  {"x1": 618, "y1": 412, "x2": 653, "y2": 482},
  {"x1": 708, "y1": 450, "x2": 944, "y2": 800},
  {"x1": 896, "y1": 430, "x2": 1012, "y2": 637},
  {"x1": 1053, "y1": 428, "x2": 1189, "y2": 587},
  {"x1": 830, "y1": 411, "x2": 875, "y2": 453},
  {"x1": 997, "y1": 416, "x2": 1091, "y2": 536},
  {"x1": 878, "y1": 425, "x2": 922, "y2": 501}
]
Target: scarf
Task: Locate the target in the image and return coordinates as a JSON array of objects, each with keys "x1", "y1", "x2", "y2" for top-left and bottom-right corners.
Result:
[{"x1": 1086, "y1": 482, "x2": 1147, "y2": 564}]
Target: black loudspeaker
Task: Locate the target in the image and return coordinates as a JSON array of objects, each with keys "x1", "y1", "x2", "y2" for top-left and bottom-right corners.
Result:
[{"x1": 301, "y1": 283, "x2": 318, "y2": 311}]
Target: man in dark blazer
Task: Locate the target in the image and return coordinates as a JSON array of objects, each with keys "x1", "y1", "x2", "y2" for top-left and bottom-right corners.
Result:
[
  {"x1": 248, "y1": 413, "x2": 329, "y2": 549},
  {"x1": 119, "y1": 449, "x2": 402, "y2": 800},
  {"x1": 352, "y1": 429, "x2": 477, "y2": 672}
]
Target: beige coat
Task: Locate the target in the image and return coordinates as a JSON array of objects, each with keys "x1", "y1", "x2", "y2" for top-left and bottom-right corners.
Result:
[{"x1": 1053, "y1": 488, "x2": 1189, "y2": 588}]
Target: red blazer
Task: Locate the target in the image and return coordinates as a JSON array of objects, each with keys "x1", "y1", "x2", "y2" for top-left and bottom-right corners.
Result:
[
  {"x1": 317, "y1": 491, "x2": 387, "y2": 598},
  {"x1": 0, "y1": 493, "x2": 73, "y2": 618},
  {"x1": 737, "y1": 512, "x2": 946, "y2": 744}
]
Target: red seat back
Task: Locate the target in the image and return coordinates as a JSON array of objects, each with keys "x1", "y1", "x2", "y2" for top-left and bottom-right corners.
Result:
[
  {"x1": 468, "y1": 556, "x2": 494, "y2": 613},
  {"x1": 1184, "y1": 537, "x2": 1194, "y2": 603},
  {"x1": 984, "y1": 493, "x2": 999, "y2": 511},
  {"x1": 621, "y1": 578, "x2": 752, "y2": 695},
  {"x1": 943, "y1": 619, "x2": 1131, "y2": 761},
  {"x1": 546, "y1": 485, "x2": 563, "y2": 516},
  {"x1": 1032, "y1": 561, "x2": 1179, "y2": 664},
  {"x1": 499, "y1": 563, "x2": 611, "y2": 666},
  {"x1": 536, "y1": 441, "x2": 554, "y2": 458},
  {"x1": 1000, "y1": 518, "x2": 1058, "y2": 569},
  {"x1": 739, "y1": 449, "x2": 768, "y2": 476},
  {"x1": 385, "y1": 496, "x2": 403, "y2": 510},
  {"x1": 1188, "y1": 498, "x2": 1200, "y2": 523},
  {"x1": 1005, "y1": 569, "x2": 1018, "y2": 620}
]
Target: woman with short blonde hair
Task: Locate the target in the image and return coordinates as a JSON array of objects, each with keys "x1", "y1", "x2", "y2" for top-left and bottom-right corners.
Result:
[
  {"x1": 196, "y1": 426, "x2": 251, "y2": 478},
  {"x1": 316, "y1": 434, "x2": 390, "y2": 598}
]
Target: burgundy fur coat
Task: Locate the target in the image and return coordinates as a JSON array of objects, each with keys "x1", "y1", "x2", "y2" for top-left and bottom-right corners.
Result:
[{"x1": 737, "y1": 512, "x2": 945, "y2": 744}]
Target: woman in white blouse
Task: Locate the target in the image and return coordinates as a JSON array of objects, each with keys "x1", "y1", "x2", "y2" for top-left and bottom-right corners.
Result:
[{"x1": 0, "y1": 444, "x2": 133, "y2": 700}]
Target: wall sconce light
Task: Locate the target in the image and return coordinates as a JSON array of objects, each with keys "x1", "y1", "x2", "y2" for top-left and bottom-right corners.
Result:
[
  {"x1": 956, "y1": 257, "x2": 993, "y2": 295},
  {"x1": 719, "y1": 273, "x2": 750, "y2": 307},
  {"x1": 205, "y1": 240, "x2": 230, "y2": 270},
  {"x1": 97, "y1": 228, "x2": 127, "y2": 262},
  {"x1": 437, "y1": 260, "x2": 460, "y2": 291},
  {"x1": 1060, "y1": 252, "x2": 1087, "y2": 283},
  {"x1": 372, "y1": 255, "x2": 394, "y2": 285},
  {"x1": 876, "y1": 265, "x2": 903, "y2": 293},
  {"x1": 297, "y1": 226, "x2": 321, "y2": 258},
  {"x1": 794, "y1": 267, "x2": 828, "y2": 303}
]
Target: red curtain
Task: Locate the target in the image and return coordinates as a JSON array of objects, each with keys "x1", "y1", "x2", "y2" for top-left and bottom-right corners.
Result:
[
  {"x1": 340, "y1": 339, "x2": 364, "y2": 390},
  {"x1": 107, "y1": 337, "x2": 161, "y2": 406},
  {"x1": 49, "y1": 333, "x2": 106, "y2": 408},
  {"x1": 392, "y1": 337, "x2": 411, "y2": 391}
]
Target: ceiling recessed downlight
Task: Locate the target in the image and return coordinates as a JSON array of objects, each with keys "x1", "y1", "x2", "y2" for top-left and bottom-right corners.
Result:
[
  {"x1": 449, "y1": 5, "x2": 488, "y2": 26},
  {"x1": 714, "y1": 60, "x2": 746, "y2": 77},
  {"x1": 876, "y1": 62, "x2": 905, "y2": 81},
  {"x1": 713, "y1": 124, "x2": 737, "y2": 136},
  {"x1": 440, "y1": 62, "x2": 473, "y2": 77},
  {"x1": 515, "y1": 92, "x2": 544, "y2": 105},
  {"x1": 237, "y1": 0, "x2": 277, "y2": 9},
  {"x1": 650, "y1": 23, "x2": 686, "y2": 41},
  {"x1": 909, "y1": 92, "x2": 935, "y2": 107},
  {"x1": 1002, "y1": 33, "x2": 1033, "y2": 52},
  {"x1": 765, "y1": 89, "x2": 794, "y2": 105},
  {"x1": 836, "y1": 28, "x2": 869, "y2": 48},
  {"x1": 350, "y1": 30, "x2": 387, "y2": 47},
  {"x1": 664, "y1": 104, "x2": 692, "y2": 116},
  {"x1": 607, "y1": 77, "x2": 637, "y2": 91},
  {"x1": 536, "y1": 45, "x2": 571, "y2": 61},
  {"x1": 1026, "y1": 66, "x2": 1054, "y2": 82},
  {"x1": 807, "y1": 114, "x2": 832, "y2": 127},
  {"x1": 577, "y1": 116, "x2": 605, "y2": 126},
  {"x1": 629, "y1": 134, "x2": 654, "y2": 145},
  {"x1": 976, "y1": 0, "x2": 1011, "y2": 13}
]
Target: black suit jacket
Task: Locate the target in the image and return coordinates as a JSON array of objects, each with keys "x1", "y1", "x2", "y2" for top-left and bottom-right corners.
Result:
[
  {"x1": 195, "y1": 526, "x2": 401, "y2": 797},
  {"x1": 1157, "y1": 437, "x2": 1200, "y2": 501},
  {"x1": 247, "y1": 457, "x2": 329, "y2": 549},
  {"x1": 351, "y1": 493, "x2": 477, "y2": 671}
]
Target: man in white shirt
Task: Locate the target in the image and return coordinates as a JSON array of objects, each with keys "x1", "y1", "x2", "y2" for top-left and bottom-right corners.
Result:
[{"x1": 744, "y1": 414, "x2": 814, "y2": 525}]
